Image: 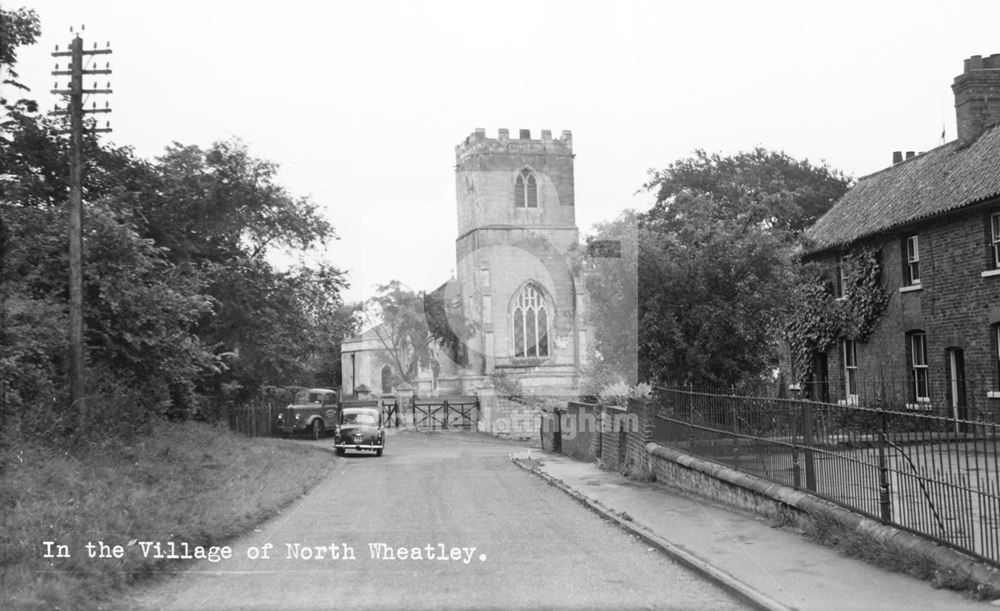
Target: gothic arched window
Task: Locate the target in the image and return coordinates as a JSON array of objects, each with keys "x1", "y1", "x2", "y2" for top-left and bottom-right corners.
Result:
[
  {"x1": 514, "y1": 169, "x2": 538, "y2": 208},
  {"x1": 512, "y1": 284, "x2": 549, "y2": 358}
]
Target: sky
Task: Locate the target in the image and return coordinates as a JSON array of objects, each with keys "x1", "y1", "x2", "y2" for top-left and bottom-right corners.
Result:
[{"x1": 9, "y1": 0, "x2": 1000, "y2": 303}]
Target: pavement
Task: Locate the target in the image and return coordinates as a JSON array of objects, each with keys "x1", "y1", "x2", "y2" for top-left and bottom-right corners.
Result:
[{"x1": 511, "y1": 449, "x2": 996, "y2": 611}]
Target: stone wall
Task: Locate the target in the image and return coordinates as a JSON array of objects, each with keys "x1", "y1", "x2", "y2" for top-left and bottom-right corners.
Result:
[{"x1": 540, "y1": 398, "x2": 1000, "y2": 593}]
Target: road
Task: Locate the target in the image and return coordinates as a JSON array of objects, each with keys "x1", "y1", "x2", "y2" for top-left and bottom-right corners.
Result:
[{"x1": 127, "y1": 430, "x2": 747, "y2": 610}]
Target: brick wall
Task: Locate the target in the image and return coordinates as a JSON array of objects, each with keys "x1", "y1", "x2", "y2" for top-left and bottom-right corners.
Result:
[
  {"x1": 558, "y1": 402, "x2": 598, "y2": 462},
  {"x1": 623, "y1": 399, "x2": 654, "y2": 474},
  {"x1": 804, "y1": 201, "x2": 1000, "y2": 414},
  {"x1": 544, "y1": 400, "x2": 652, "y2": 470},
  {"x1": 600, "y1": 407, "x2": 627, "y2": 471},
  {"x1": 953, "y1": 54, "x2": 1000, "y2": 145}
]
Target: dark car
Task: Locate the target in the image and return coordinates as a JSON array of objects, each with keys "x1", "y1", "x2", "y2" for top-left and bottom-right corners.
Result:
[
  {"x1": 334, "y1": 404, "x2": 385, "y2": 456},
  {"x1": 274, "y1": 388, "x2": 340, "y2": 440}
]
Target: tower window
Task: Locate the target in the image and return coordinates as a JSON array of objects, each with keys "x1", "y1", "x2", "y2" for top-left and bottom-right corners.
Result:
[
  {"x1": 515, "y1": 169, "x2": 538, "y2": 208},
  {"x1": 512, "y1": 284, "x2": 549, "y2": 358}
]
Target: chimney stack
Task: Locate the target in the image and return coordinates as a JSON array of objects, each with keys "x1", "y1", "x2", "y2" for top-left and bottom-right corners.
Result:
[
  {"x1": 892, "y1": 151, "x2": 903, "y2": 164},
  {"x1": 952, "y1": 53, "x2": 1000, "y2": 145}
]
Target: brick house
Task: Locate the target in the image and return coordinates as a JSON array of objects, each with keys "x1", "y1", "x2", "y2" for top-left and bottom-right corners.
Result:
[{"x1": 799, "y1": 54, "x2": 1000, "y2": 418}]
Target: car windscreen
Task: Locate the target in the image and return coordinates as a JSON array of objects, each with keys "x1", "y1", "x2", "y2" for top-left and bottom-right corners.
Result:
[
  {"x1": 295, "y1": 390, "x2": 337, "y2": 404},
  {"x1": 341, "y1": 410, "x2": 378, "y2": 425}
]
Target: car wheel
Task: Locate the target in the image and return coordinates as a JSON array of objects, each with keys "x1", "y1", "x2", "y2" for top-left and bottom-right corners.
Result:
[
  {"x1": 376, "y1": 448, "x2": 383, "y2": 457},
  {"x1": 311, "y1": 419, "x2": 322, "y2": 440},
  {"x1": 335, "y1": 447, "x2": 345, "y2": 456}
]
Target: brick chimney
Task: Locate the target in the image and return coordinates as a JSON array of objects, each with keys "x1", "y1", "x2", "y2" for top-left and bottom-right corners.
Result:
[{"x1": 952, "y1": 53, "x2": 1000, "y2": 145}]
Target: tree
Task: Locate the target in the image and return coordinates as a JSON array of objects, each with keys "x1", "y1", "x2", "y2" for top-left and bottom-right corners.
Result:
[
  {"x1": 199, "y1": 259, "x2": 353, "y2": 404},
  {"x1": 364, "y1": 281, "x2": 437, "y2": 386},
  {"x1": 424, "y1": 282, "x2": 476, "y2": 368},
  {"x1": 635, "y1": 149, "x2": 851, "y2": 388},
  {"x1": 578, "y1": 211, "x2": 640, "y2": 393},
  {"x1": 643, "y1": 148, "x2": 852, "y2": 238},
  {"x1": 137, "y1": 140, "x2": 333, "y2": 264},
  {"x1": 0, "y1": 6, "x2": 40, "y2": 107},
  {"x1": 0, "y1": 10, "x2": 351, "y2": 429}
]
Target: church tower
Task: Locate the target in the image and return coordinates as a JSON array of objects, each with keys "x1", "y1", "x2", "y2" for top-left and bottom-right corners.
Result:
[{"x1": 453, "y1": 128, "x2": 586, "y2": 394}]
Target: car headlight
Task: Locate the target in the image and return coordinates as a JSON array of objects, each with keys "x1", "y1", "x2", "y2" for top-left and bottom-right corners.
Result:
[{"x1": 294, "y1": 413, "x2": 300, "y2": 421}]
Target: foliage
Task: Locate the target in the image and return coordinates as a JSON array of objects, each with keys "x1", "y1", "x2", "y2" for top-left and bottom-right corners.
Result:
[
  {"x1": 785, "y1": 244, "x2": 888, "y2": 383},
  {"x1": 597, "y1": 380, "x2": 652, "y2": 406},
  {"x1": 365, "y1": 281, "x2": 437, "y2": 386},
  {"x1": 578, "y1": 211, "x2": 640, "y2": 390},
  {"x1": 0, "y1": 6, "x2": 40, "y2": 99},
  {"x1": 634, "y1": 149, "x2": 851, "y2": 388},
  {"x1": 0, "y1": 13, "x2": 353, "y2": 437},
  {"x1": 424, "y1": 283, "x2": 476, "y2": 367},
  {"x1": 642, "y1": 147, "x2": 852, "y2": 237},
  {"x1": 637, "y1": 192, "x2": 795, "y2": 386},
  {"x1": 490, "y1": 368, "x2": 524, "y2": 401},
  {"x1": 841, "y1": 244, "x2": 888, "y2": 341},
  {"x1": 784, "y1": 269, "x2": 845, "y2": 384},
  {"x1": 143, "y1": 141, "x2": 333, "y2": 263}
]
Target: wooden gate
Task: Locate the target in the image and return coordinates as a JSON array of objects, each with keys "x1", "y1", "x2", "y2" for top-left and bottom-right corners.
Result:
[
  {"x1": 412, "y1": 396, "x2": 478, "y2": 430},
  {"x1": 381, "y1": 395, "x2": 400, "y2": 428}
]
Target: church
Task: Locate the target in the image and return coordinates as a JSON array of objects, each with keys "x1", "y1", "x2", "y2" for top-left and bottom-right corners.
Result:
[{"x1": 341, "y1": 128, "x2": 590, "y2": 401}]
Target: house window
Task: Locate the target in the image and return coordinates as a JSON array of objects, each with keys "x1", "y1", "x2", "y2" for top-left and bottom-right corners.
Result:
[
  {"x1": 841, "y1": 339, "x2": 858, "y2": 402},
  {"x1": 991, "y1": 212, "x2": 1000, "y2": 269},
  {"x1": 514, "y1": 169, "x2": 538, "y2": 208},
  {"x1": 512, "y1": 284, "x2": 549, "y2": 358},
  {"x1": 904, "y1": 235, "x2": 920, "y2": 285},
  {"x1": 994, "y1": 325, "x2": 1000, "y2": 391},
  {"x1": 908, "y1": 331, "x2": 930, "y2": 403},
  {"x1": 835, "y1": 256, "x2": 849, "y2": 298}
]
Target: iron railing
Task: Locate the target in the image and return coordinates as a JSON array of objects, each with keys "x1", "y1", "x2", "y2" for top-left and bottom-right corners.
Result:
[{"x1": 653, "y1": 386, "x2": 1000, "y2": 565}]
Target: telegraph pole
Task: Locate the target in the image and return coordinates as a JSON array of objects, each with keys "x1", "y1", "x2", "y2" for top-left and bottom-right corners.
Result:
[{"x1": 51, "y1": 28, "x2": 112, "y2": 431}]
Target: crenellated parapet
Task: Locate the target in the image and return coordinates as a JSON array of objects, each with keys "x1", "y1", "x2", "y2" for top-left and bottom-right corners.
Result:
[{"x1": 456, "y1": 128, "x2": 573, "y2": 163}]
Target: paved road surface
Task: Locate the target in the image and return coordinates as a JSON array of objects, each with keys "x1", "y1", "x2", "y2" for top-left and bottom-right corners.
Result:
[{"x1": 127, "y1": 431, "x2": 747, "y2": 610}]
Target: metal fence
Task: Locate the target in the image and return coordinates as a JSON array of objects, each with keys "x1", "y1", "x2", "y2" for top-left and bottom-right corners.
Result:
[
  {"x1": 653, "y1": 386, "x2": 1000, "y2": 565},
  {"x1": 227, "y1": 403, "x2": 276, "y2": 438},
  {"x1": 795, "y1": 377, "x2": 1000, "y2": 422}
]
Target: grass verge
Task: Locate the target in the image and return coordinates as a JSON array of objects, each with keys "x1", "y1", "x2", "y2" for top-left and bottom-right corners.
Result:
[
  {"x1": 0, "y1": 420, "x2": 333, "y2": 610},
  {"x1": 801, "y1": 514, "x2": 1000, "y2": 601}
]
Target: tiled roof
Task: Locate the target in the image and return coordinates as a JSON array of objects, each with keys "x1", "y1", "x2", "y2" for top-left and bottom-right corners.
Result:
[{"x1": 806, "y1": 124, "x2": 1000, "y2": 253}]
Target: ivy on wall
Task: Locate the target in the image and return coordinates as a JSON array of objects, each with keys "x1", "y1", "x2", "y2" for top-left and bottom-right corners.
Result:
[
  {"x1": 786, "y1": 243, "x2": 889, "y2": 383},
  {"x1": 841, "y1": 244, "x2": 889, "y2": 342}
]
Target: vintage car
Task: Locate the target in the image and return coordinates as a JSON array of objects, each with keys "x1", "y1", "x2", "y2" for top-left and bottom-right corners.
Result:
[
  {"x1": 333, "y1": 402, "x2": 385, "y2": 456},
  {"x1": 274, "y1": 388, "x2": 340, "y2": 440}
]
